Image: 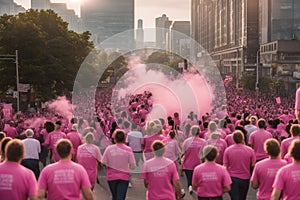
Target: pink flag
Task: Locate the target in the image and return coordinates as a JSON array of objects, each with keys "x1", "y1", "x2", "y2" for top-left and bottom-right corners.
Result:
[{"x1": 276, "y1": 97, "x2": 281, "y2": 104}]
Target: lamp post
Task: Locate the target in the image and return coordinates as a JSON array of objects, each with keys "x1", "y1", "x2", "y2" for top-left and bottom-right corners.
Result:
[
  {"x1": 0, "y1": 50, "x2": 20, "y2": 112},
  {"x1": 256, "y1": 50, "x2": 260, "y2": 102}
]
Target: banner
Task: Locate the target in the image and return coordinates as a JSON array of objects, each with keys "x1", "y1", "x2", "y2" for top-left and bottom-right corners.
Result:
[
  {"x1": 18, "y1": 83, "x2": 30, "y2": 92},
  {"x1": 276, "y1": 97, "x2": 281, "y2": 104},
  {"x1": 2, "y1": 103, "x2": 13, "y2": 120}
]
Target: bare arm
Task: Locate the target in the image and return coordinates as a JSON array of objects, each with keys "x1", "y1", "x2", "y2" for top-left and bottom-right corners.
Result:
[
  {"x1": 143, "y1": 179, "x2": 148, "y2": 188},
  {"x1": 223, "y1": 185, "x2": 231, "y2": 193},
  {"x1": 172, "y1": 179, "x2": 182, "y2": 199},
  {"x1": 251, "y1": 180, "x2": 259, "y2": 189},
  {"x1": 37, "y1": 189, "x2": 46, "y2": 200},
  {"x1": 192, "y1": 182, "x2": 197, "y2": 191},
  {"x1": 28, "y1": 195, "x2": 38, "y2": 200},
  {"x1": 271, "y1": 188, "x2": 282, "y2": 200},
  {"x1": 82, "y1": 186, "x2": 94, "y2": 200}
]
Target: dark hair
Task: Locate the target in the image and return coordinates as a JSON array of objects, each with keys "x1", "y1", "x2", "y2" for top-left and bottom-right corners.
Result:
[
  {"x1": 56, "y1": 139, "x2": 72, "y2": 159},
  {"x1": 203, "y1": 145, "x2": 218, "y2": 161},
  {"x1": 151, "y1": 140, "x2": 165, "y2": 157},
  {"x1": 44, "y1": 121, "x2": 55, "y2": 133},
  {"x1": 289, "y1": 140, "x2": 300, "y2": 161},
  {"x1": 70, "y1": 118, "x2": 77, "y2": 124},
  {"x1": 0, "y1": 132, "x2": 6, "y2": 141},
  {"x1": 55, "y1": 121, "x2": 62, "y2": 126},
  {"x1": 169, "y1": 131, "x2": 176, "y2": 139},
  {"x1": 258, "y1": 119, "x2": 266, "y2": 129},
  {"x1": 233, "y1": 130, "x2": 244, "y2": 144},
  {"x1": 5, "y1": 139, "x2": 24, "y2": 162},
  {"x1": 1, "y1": 137, "x2": 12, "y2": 159},
  {"x1": 290, "y1": 124, "x2": 300, "y2": 137},
  {"x1": 114, "y1": 129, "x2": 125, "y2": 143},
  {"x1": 264, "y1": 139, "x2": 280, "y2": 157}
]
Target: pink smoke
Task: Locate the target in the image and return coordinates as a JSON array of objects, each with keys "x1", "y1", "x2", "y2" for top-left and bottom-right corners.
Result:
[{"x1": 47, "y1": 96, "x2": 73, "y2": 120}]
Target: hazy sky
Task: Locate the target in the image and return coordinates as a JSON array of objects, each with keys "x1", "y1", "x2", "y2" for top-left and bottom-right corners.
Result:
[{"x1": 15, "y1": 0, "x2": 191, "y2": 28}]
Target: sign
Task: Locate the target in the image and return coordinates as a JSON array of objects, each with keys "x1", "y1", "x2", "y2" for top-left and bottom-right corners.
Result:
[
  {"x1": 18, "y1": 83, "x2": 30, "y2": 92},
  {"x1": 276, "y1": 97, "x2": 281, "y2": 104},
  {"x1": 293, "y1": 71, "x2": 300, "y2": 79}
]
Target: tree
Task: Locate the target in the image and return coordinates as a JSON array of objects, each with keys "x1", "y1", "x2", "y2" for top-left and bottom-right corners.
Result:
[{"x1": 0, "y1": 9, "x2": 94, "y2": 101}]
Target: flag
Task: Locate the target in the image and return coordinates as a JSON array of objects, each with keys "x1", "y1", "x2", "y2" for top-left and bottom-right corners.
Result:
[{"x1": 2, "y1": 103, "x2": 13, "y2": 120}]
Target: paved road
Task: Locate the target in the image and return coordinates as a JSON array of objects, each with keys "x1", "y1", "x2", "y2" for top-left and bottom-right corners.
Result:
[{"x1": 93, "y1": 165, "x2": 257, "y2": 200}]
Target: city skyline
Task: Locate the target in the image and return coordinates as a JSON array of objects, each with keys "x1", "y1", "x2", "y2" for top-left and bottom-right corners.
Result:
[{"x1": 15, "y1": 0, "x2": 191, "y2": 28}]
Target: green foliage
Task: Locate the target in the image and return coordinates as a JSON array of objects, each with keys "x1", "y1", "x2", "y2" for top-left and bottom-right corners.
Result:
[
  {"x1": 0, "y1": 9, "x2": 94, "y2": 101},
  {"x1": 242, "y1": 75, "x2": 271, "y2": 91}
]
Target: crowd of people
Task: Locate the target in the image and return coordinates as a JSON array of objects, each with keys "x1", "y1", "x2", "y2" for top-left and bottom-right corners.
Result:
[{"x1": 0, "y1": 80, "x2": 299, "y2": 200}]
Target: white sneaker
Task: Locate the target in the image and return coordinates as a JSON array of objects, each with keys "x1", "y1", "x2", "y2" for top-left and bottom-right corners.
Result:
[
  {"x1": 128, "y1": 182, "x2": 132, "y2": 188},
  {"x1": 189, "y1": 185, "x2": 193, "y2": 194}
]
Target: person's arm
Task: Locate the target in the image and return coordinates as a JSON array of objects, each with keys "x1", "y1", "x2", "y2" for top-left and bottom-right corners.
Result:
[
  {"x1": 192, "y1": 182, "x2": 197, "y2": 191},
  {"x1": 129, "y1": 162, "x2": 136, "y2": 170},
  {"x1": 271, "y1": 188, "x2": 282, "y2": 200},
  {"x1": 28, "y1": 195, "x2": 38, "y2": 200},
  {"x1": 223, "y1": 185, "x2": 231, "y2": 193},
  {"x1": 172, "y1": 179, "x2": 182, "y2": 199},
  {"x1": 37, "y1": 189, "x2": 46, "y2": 200},
  {"x1": 82, "y1": 186, "x2": 94, "y2": 200},
  {"x1": 251, "y1": 180, "x2": 259, "y2": 189},
  {"x1": 143, "y1": 179, "x2": 148, "y2": 188}
]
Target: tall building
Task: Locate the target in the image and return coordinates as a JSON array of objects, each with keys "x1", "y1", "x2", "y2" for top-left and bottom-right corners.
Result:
[
  {"x1": 31, "y1": 0, "x2": 50, "y2": 10},
  {"x1": 0, "y1": 0, "x2": 25, "y2": 16},
  {"x1": 31, "y1": 0, "x2": 81, "y2": 32},
  {"x1": 170, "y1": 21, "x2": 191, "y2": 56},
  {"x1": 81, "y1": 0, "x2": 135, "y2": 49},
  {"x1": 136, "y1": 19, "x2": 144, "y2": 48},
  {"x1": 156, "y1": 14, "x2": 172, "y2": 49},
  {"x1": 259, "y1": 0, "x2": 300, "y2": 92},
  {"x1": 192, "y1": 0, "x2": 259, "y2": 86}
]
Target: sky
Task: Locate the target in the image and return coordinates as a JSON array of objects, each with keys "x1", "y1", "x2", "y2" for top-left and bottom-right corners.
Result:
[{"x1": 14, "y1": 0, "x2": 191, "y2": 28}]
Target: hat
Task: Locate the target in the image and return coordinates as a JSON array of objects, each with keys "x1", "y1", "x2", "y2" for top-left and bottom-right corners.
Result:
[{"x1": 147, "y1": 119, "x2": 162, "y2": 134}]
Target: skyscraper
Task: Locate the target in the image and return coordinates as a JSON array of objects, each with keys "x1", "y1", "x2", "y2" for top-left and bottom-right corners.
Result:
[
  {"x1": 81, "y1": 0, "x2": 135, "y2": 49},
  {"x1": 0, "y1": 0, "x2": 25, "y2": 16},
  {"x1": 171, "y1": 21, "x2": 191, "y2": 56},
  {"x1": 31, "y1": 0, "x2": 50, "y2": 10},
  {"x1": 136, "y1": 19, "x2": 144, "y2": 48},
  {"x1": 156, "y1": 14, "x2": 172, "y2": 49},
  {"x1": 191, "y1": 0, "x2": 259, "y2": 85}
]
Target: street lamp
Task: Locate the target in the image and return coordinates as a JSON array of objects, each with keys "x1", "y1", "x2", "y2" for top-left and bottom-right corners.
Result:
[
  {"x1": 0, "y1": 50, "x2": 20, "y2": 112},
  {"x1": 256, "y1": 49, "x2": 260, "y2": 102}
]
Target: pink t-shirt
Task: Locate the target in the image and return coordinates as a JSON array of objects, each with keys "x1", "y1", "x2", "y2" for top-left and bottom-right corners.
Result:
[
  {"x1": 182, "y1": 137, "x2": 205, "y2": 170},
  {"x1": 248, "y1": 129, "x2": 273, "y2": 160},
  {"x1": 101, "y1": 143, "x2": 135, "y2": 181},
  {"x1": 281, "y1": 136, "x2": 300, "y2": 157},
  {"x1": 192, "y1": 162, "x2": 232, "y2": 197},
  {"x1": 0, "y1": 161, "x2": 37, "y2": 200},
  {"x1": 162, "y1": 137, "x2": 181, "y2": 161},
  {"x1": 141, "y1": 157, "x2": 179, "y2": 200},
  {"x1": 295, "y1": 87, "x2": 300, "y2": 110},
  {"x1": 273, "y1": 162, "x2": 300, "y2": 200},
  {"x1": 204, "y1": 138, "x2": 227, "y2": 165},
  {"x1": 77, "y1": 143, "x2": 102, "y2": 185},
  {"x1": 223, "y1": 144, "x2": 256, "y2": 179},
  {"x1": 142, "y1": 134, "x2": 165, "y2": 160},
  {"x1": 67, "y1": 131, "x2": 82, "y2": 155},
  {"x1": 38, "y1": 160, "x2": 91, "y2": 200},
  {"x1": 4, "y1": 126, "x2": 18, "y2": 138},
  {"x1": 44, "y1": 130, "x2": 66, "y2": 161},
  {"x1": 251, "y1": 158, "x2": 287, "y2": 200},
  {"x1": 225, "y1": 134, "x2": 235, "y2": 147}
]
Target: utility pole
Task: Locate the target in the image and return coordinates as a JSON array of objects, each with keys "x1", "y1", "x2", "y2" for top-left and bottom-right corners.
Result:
[{"x1": 256, "y1": 50, "x2": 260, "y2": 103}]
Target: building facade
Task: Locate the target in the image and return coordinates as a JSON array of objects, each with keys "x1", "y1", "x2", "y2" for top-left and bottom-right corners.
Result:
[
  {"x1": 170, "y1": 21, "x2": 191, "y2": 57},
  {"x1": 0, "y1": 0, "x2": 25, "y2": 16},
  {"x1": 136, "y1": 19, "x2": 144, "y2": 49},
  {"x1": 259, "y1": 0, "x2": 300, "y2": 92},
  {"x1": 81, "y1": 0, "x2": 134, "y2": 49},
  {"x1": 192, "y1": 0, "x2": 259, "y2": 86},
  {"x1": 31, "y1": 0, "x2": 81, "y2": 32},
  {"x1": 156, "y1": 14, "x2": 172, "y2": 49}
]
